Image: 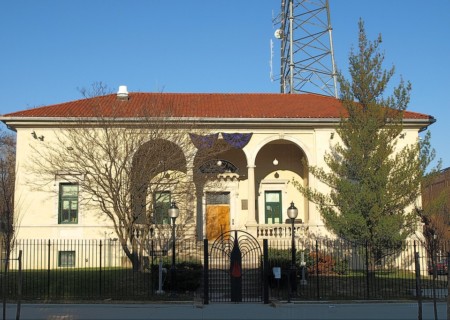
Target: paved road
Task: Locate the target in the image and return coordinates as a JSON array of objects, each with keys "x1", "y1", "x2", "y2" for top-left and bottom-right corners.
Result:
[{"x1": 2, "y1": 302, "x2": 447, "y2": 320}]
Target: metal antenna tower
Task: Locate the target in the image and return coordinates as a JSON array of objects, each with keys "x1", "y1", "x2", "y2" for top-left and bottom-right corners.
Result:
[{"x1": 273, "y1": 0, "x2": 338, "y2": 97}]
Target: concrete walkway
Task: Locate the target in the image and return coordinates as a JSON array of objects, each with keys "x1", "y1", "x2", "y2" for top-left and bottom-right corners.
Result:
[{"x1": 2, "y1": 301, "x2": 447, "y2": 320}]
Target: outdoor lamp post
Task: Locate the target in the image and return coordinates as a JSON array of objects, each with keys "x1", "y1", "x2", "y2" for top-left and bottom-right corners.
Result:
[
  {"x1": 287, "y1": 202, "x2": 298, "y2": 295},
  {"x1": 168, "y1": 201, "x2": 179, "y2": 292}
]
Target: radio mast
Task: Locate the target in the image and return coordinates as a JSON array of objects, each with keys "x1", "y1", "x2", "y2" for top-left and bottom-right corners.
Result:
[{"x1": 273, "y1": 0, "x2": 338, "y2": 97}]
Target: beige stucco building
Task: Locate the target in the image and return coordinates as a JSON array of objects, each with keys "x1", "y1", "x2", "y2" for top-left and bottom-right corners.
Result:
[{"x1": 1, "y1": 88, "x2": 435, "y2": 245}]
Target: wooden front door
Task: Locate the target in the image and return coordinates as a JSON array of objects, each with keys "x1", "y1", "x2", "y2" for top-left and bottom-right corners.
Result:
[{"x1": 206, "y1": 192, "x2": 230, "y2": 240}]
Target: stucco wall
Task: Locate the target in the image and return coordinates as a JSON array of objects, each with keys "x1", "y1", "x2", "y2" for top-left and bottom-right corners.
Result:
[{"x1": 13, "y1": 123, "x2": 424, "y2": 242}]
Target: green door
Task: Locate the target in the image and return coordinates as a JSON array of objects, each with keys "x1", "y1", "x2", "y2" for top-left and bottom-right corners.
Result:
[{"x1": 265, "y1": 191, "x2": 282, "y2": 224}]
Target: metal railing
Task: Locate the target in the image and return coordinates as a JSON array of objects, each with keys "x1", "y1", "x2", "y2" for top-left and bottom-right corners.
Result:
[
  {"x1": 266, "y1": 238, "x2": 449, "y2": 301},
  {"x1": 1, "y1": 238, "x2": 202, "y2": 301},
  {"x1": 0, "y1": 237, "x2": 448, "y2": 302}
]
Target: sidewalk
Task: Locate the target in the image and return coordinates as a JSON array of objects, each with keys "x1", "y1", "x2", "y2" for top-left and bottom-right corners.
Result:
[{"x1": 2, "y1": 301, "x2": 447, "y2": 320}]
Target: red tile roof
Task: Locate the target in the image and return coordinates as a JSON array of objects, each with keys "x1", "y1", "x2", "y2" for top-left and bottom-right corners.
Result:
[{"x1": 1, "y1": 92, "x2": 433, "y2": 121}]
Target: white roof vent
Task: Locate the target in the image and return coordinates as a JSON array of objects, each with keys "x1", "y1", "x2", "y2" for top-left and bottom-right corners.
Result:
[{"x1": 117, "y1": 85, "x2": 129, "y2": 100}]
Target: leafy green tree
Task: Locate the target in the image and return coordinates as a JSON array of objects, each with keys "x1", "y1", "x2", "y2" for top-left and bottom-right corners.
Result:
[{"x1": 293, "y1": 20, "x2": 435, "y2": 263}]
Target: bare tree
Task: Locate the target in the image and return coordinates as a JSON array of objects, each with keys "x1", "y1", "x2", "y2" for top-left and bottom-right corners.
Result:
[
  {"x1": 0, "y1": 128, "x2": 17, "y2": 270},
  {"x1": 77, "y1": 81, "x2": 113, "y2": 98},
  {"x1": 27, "y1": 93, "x2": 224, "y2": 271}
]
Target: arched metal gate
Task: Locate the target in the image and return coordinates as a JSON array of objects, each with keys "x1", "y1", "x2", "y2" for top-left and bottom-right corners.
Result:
[{"x1": 204, "y1": 230, "x2": 264, "y2": 303}]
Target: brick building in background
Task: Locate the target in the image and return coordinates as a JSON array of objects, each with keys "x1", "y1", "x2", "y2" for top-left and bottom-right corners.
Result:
[{"x1": 422, "y1": 167, "x2": 450, "y2": 241}]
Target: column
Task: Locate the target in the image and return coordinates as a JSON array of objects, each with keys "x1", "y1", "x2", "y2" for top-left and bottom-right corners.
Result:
[
  {"x1": 188, "y1": 165, "x2": 203, "y2": 240},
  {"x1": 247, "y1": 165, "x2": 257, "y2": 225}
]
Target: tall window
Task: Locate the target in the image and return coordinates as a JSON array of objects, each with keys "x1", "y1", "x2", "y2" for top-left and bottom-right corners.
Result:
[
  {"x1": 153, "y1": 191, "x2": 171, "y2": 224},
  {"x1": 265, "y1": 191, "x2": 282, "y2": 224},
  {"x1": 59, "y1": 184, "x2": 78, "y2": 224}
]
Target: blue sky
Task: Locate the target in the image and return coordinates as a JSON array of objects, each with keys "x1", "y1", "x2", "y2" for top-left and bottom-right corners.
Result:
[{"x1": 1, "y1": 1, "x2": 449, "y2": 168}]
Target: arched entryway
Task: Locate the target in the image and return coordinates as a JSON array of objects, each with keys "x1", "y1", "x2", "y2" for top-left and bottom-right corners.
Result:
[
  {"x1": 254, "y1": 139, "x2": 309, "y2": 225},
  {"x1": 131, "y1": 139, "x2": 188, "y2": 226},
  {"x1": 193, "y1": 141, "x2": 248, "y2": 240}
]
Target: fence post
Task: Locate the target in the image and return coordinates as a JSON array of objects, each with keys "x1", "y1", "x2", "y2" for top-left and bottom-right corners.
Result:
[
  {"x1": 431, "y1": 237, "x2": 438, "y2": 320},
  {"x1": 263, "y1": 239, "x2": 269, "y2": 304},
  {"x1": 2, "y1": 238, "x2": 6, "y2": 320},
  {"x1": 203, "y1": 239, "x2": 209, "y2": 305},
  {"x1": 99, "y1": 240, "x2": 102, "y2": 297},
  {"x1": 447, "y1": 251, "x2": 450, "y2": 320},
  {"x1": 315, "y1": 240, "x2": 319, "y2": 300},
  {"x1": 414, "y1": 241, "x2": 422, "y2": 320},
  {"x1": 16, "y1": 250, "x2": 22, "y2": 320},
  {"x1": 365, "y1": 240, "x2": 370, "y2": 300},
  {"x1": 47, "y1": 240, "x2": 51, "y2": 299}
]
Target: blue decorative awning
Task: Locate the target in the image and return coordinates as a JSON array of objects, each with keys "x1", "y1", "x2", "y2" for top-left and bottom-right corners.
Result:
[
  {"x1": 189, "y1": 133, "x2": 219, "y2": 150},
  {"x1": 221, "y1": 132, "x2": 252, "y2": 149}
]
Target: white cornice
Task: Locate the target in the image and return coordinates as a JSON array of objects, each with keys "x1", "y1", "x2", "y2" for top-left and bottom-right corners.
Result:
[{"x1": 0, "y1": 116, "x2": 435, "y2": 131}]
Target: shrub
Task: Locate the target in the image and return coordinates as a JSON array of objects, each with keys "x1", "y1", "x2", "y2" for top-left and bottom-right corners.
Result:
[
  {"x1": 151, "y1": 261, "x2": 202, "y2": 292},
  {"x1": 308, "y1": 251, "x2": 335, "y2": 274},
  {"x1": 333, "y1": 257, "x2": 349, "y2": 275}
]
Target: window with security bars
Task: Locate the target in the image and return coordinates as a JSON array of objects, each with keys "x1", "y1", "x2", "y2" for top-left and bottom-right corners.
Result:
[{"x1": 58, "y1": 251, "x2": 75, "y2": 267}]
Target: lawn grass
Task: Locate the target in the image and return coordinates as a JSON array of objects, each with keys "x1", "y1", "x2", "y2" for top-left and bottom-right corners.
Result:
[
  {"x1": 1, "y1": 263, "x2": 202, "y2": 302},
  {"x1": 270, "y1": 269, "x2": 447, "y2": 301},
  {"x1": 1, "y1": 267, "x2": 446, "y2": 302}
]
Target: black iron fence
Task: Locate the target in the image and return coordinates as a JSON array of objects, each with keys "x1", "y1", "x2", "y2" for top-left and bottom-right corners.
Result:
[
  {"x1": 266, "y1": 238, "x2": 449, "y2": 301},
  {"x1": 0, "y1": 237, "x2": 448, "y2": 302},
  {"x1": 1, "y1": 238, "x2": 203, "y2": 301}
]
